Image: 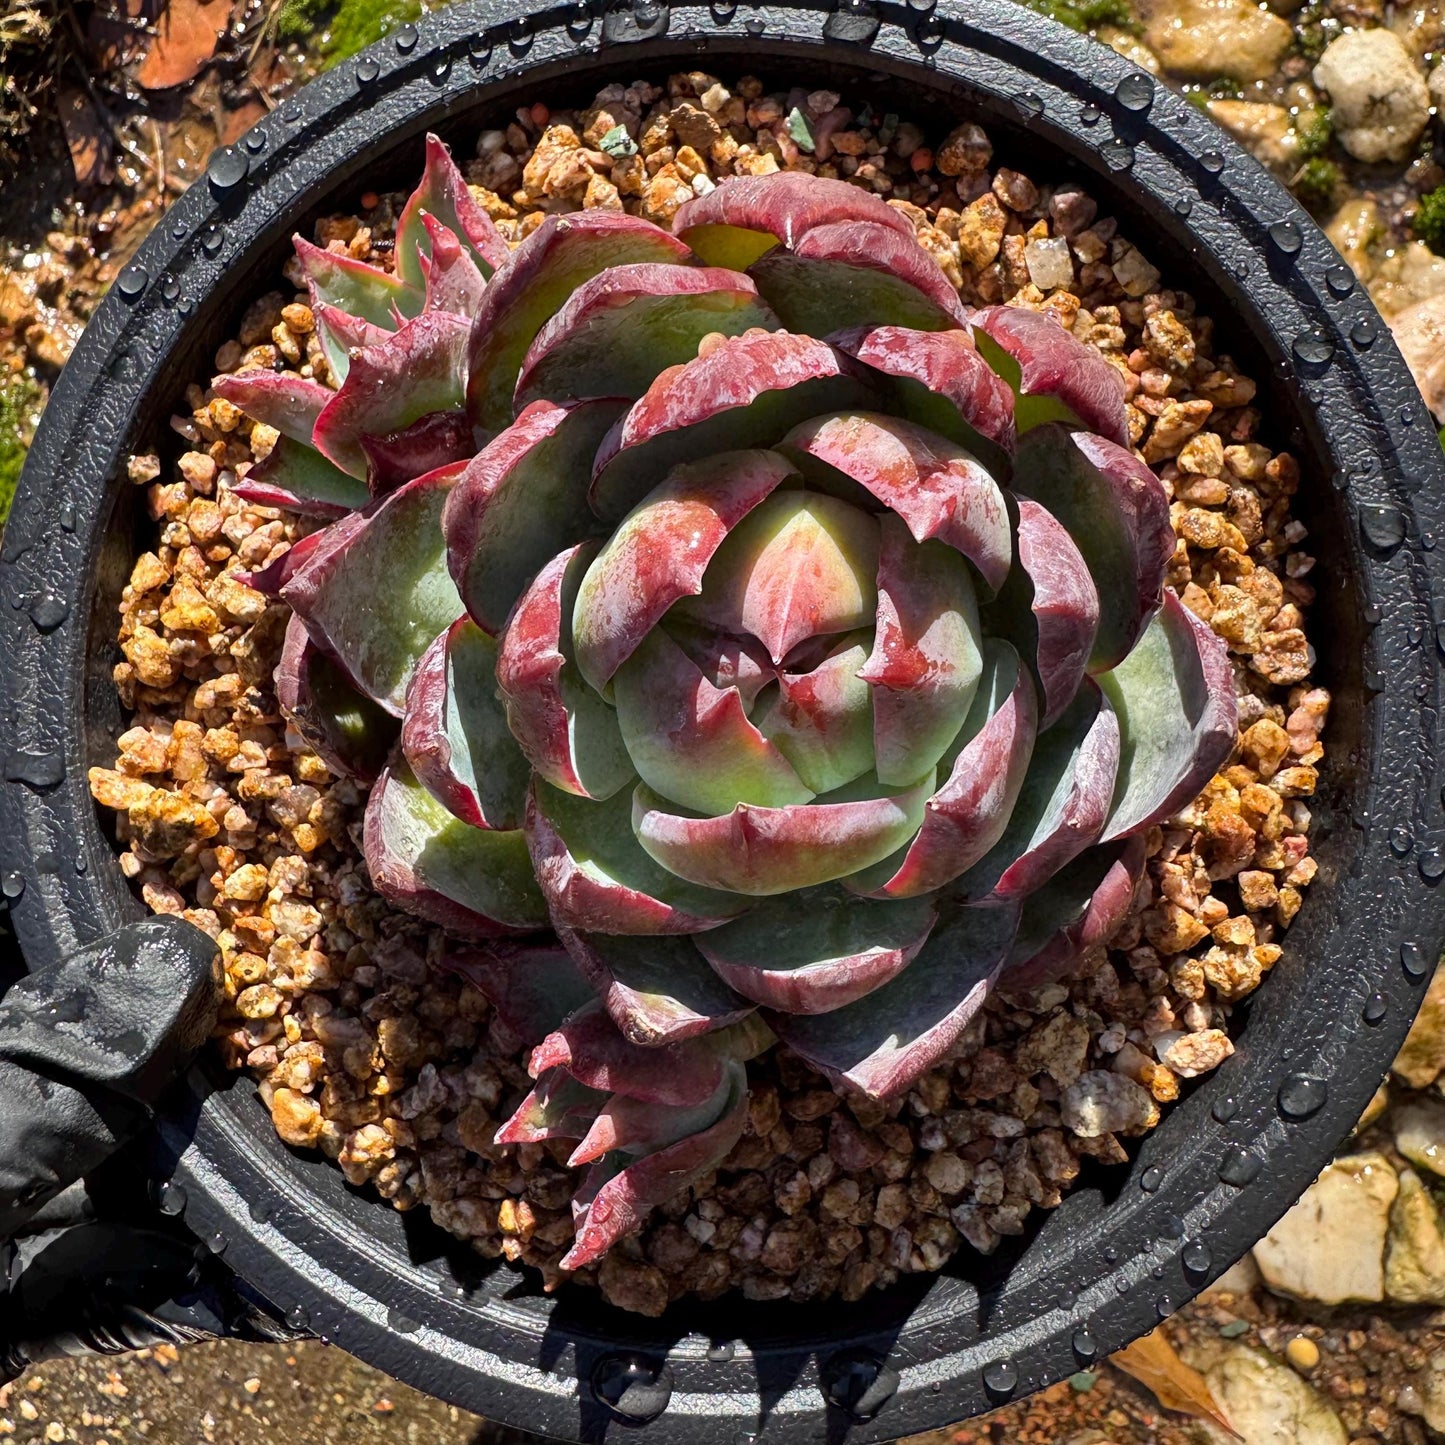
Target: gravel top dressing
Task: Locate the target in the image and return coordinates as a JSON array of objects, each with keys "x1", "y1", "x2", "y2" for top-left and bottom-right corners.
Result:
[{"x1": 89, "y1": 70, "x2": 1326, "y2": 1316}]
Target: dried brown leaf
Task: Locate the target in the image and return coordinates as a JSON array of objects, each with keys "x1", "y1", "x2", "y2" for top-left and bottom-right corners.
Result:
[
  {"x1": 1111, "y1": 1329, "x2": 1242, "y2": 1440},
  {"x1": 135, "y1": 0, "x2": 226, "y2": 90}
]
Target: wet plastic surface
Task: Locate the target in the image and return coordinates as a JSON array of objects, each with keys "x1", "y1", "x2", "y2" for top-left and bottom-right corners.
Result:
[{"x1": 2, "y1": 1, "x2": 1445, "y2": 1438}]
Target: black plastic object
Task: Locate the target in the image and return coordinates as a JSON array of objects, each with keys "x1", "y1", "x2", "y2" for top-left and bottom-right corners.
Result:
[{"x1": 2, "y1": 1, "x2": 1444, "y2": 1437}]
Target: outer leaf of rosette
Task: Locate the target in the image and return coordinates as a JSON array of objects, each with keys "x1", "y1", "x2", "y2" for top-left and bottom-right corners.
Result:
[
  {"x1": 313, "y1": 305, "x2": 391, "y2": 388},
  {"x1": 567, "y1": 1059, "x2": 739, "y2": 1166},
  {"x1": 768, "y1": 899, "x2": 1019, "y2": 1100},
  {"x1": 394, "y1": 133, "x2": 510, "y2": 288},
  {"x1": 632, "y1": 771, "x2": 932, "y2": 897},
  {"x1": 1011, "y1": 424, "x2": 1174, "y2": 673},
  {"x1": 494, "y1": 1070, "x2": 607, "y2": 1147},
  {"x1": 441, "y1": 938, "x2": 596, "y2": 1046},
  {"x1": 748, "y1": 219, "x2": 966, "y2": 336},
  {"x1": 672, "y1": 170, "x2": 917, "y2": 259},
  {"x1": 777, "y1": 411, "x2": 1011, "y2": 595},
  {"x1": 845, "y1": 638, "x2": 1037, "y2": 899},
  {"x1": 588, "y1": 332, "x2": 880, "y2": 524},
  {"x1": 360, "y1": 409, "x2": 476, "y2": 499},
  {"x1": 983, "y1": 495, "x2": 1100, "y2": 728},
  {"x1": 417, "y1": 212, "x2": 487, "y2": 319},
  {"x1": 1097, "y1": 589, "x2": 1238, "y2": 843},
  {"x1": 695, "y1": 884, "x2": 938, "y2": 1015},
  {"x1": 401, "y1": 616, "x2": 531, "y2": 830},
  {"x1": 275, "y1": 612, "x2": 397, "y2": 782},
  {"x1": 570, "y1": 448, "x2": 797, "y2": 693},
  {"x1": 526, "y1": 778, "x2": 749, "y2": 935},
  {"x1": 293, "y1": 235, "x2": 421, "y2": 328},
  {"x1": 999, "y1": 834, "x2": 1147, "y2": 993},
  {"x1": 466, "y1": 210, "x2": 692, "y2": 432},
  {"x1": 971, "y1": 304, "x2": 1129, "y2": 447},
  {"x1": 493, "y1": 543, "x2": 635, "y2": 802},
  {"x1": 280, "y1": 464, "x2": 464, "y2": 716},
  {"x1": 311, "y1": 311, "x2": 471, "y2": 479},
  {"x1": 831, "y1": 324, "x2": 1016, "y2": 478},
  {"x1": 948, "y1": 677, "x2": 1120, "y2": 905},
  {"x1": 561, "y1": 1059, "x2": 749, "y2": 1269},
  {"x1": 231, "y1": 436, "x2": 369, "y2": 518},
  {"x1": 558, "y1": 928, "x2": 755, "y2": 1047},
  {"x1": 444, "y1": 398, "x2": 627, "y2": 636},
  {"x1": 362, "y1": 753, "x2": 547, "y2": 935},
  {"x1": 514, "y1": 264, "x2": 780, "y2": 410},
  {"x1": 211, "y1": 370, "x2": 333, "y2": 448}
]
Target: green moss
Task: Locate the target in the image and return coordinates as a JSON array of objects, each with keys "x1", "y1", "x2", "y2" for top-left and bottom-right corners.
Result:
[
  {"x1": 1295, "y1": 105, "x2": 1332, "y2": 160},
  {"x1": 275, "y1": 0, "x2": 423, "y2": 64},
  {"x1": 1013, "y1": 0, "x2": 1137, "y2": 35},
  {"x1": 1291, "y1": 157, "x2": 1341, "y2": 214},
  {"x1": 0, "y1": 373, "x2": 43, "y2": 528},
  {"x1": 1415, "y1": 185, "x2": 1445, "y2": 255},
  {"x1": 1294, "y1": 2, "x2": 1340, "y2": 64}
]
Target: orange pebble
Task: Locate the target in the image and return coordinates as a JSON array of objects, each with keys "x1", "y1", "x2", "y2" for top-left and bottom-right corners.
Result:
[
  {"x1": 530, "y1": 102, "x2": 550, "y2": 128},
  {"x1": 360, "y1": 191, "x2": 379, "y2": 210},
  {"x1": 910, "y1": 147, "x2": 934, "y2": 172}
]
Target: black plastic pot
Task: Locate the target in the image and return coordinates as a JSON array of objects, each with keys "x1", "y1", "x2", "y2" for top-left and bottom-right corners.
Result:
[{"x1": 4, "y1": 0, "x2": 1445, "y2": 1437}]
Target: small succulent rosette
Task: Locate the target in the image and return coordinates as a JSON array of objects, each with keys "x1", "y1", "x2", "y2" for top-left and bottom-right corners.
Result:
[{"x1": 222, "y1": 136, "x2": 1236, "y2": 1269}]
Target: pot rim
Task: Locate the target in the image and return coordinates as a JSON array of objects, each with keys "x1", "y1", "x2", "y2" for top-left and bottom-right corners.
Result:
[{"x1": 4, "y1": 1, "x2": 1445, "y2": 1438}]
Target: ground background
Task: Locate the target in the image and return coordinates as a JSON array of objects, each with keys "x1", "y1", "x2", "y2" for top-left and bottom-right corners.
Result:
[{"x1": 5, "y1": 0, "x2": 1445, "y2": 1439}]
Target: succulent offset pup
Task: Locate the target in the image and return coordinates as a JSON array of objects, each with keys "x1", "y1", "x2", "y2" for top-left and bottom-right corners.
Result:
[{"x1": 219, "y1": 135, "x2": 1237, "y2": 1272}]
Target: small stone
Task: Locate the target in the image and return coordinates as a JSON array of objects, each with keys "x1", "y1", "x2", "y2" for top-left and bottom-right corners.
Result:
[
  {"x1": 1139, "y1": 0, "x2": 1292, "y2": 82},
  {"x1": 1024, "y1": 236, "x2": 1074, "y2": 291},
  {"x1": 1419, "y1": 1345, "x2": 1445, "y2": 1434},
  {"x1": 1285, "y1": 1335, "x2": 1320, "y2": 1372},
  {"x1": 1206, "y1": 100, "x2": 1297, "y2": 173},
  {"x1": 270, "y1": 1087, "x2": 323, "y2": 1148},
  {"x1": 1394, "y1": 963, "x2": 1445, "y2": 1088},
  {"x1": 1179, "y1": 1340, "x2": 1346, "y2": 1445},
  {"x1": 1314, "y1": 28, "x2": 1430, "y2": 164},
  {"x1": 935, "y1": 122, "x2": 991, "y2": 176},
  {"x1": 1394, "y1": 1096, "x2": 1445, "y2": 1177},
  {"x1": 1061, "y1": 1071, "x2": 1159, "y2": 1138},
  {"x1": 1385, "y1": 1167, "x2": 1445, "y2": 1305},
  {"x1": 1253, "y1": 1153, "x2": 1397, "y2": 1304},
  {"x1": 955, "y1": 192, "x2": 1008, "y2": 270},
  {"x1": 598, "y1": 1253, "x2": 669, "y2": 1317}
]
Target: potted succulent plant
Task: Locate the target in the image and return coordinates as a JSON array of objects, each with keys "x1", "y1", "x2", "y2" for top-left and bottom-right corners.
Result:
[{"x1": 3, "y1": 0, "x2": 1445, "y2": 1438}]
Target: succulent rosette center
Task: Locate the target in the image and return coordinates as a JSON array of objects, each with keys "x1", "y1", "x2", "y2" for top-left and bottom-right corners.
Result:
[{"x1": 220, "y1": 139, "x2": 1237, "y2": 1271}]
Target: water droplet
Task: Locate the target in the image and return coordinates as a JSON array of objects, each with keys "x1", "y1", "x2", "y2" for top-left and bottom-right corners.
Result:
[
  {"x1": 1080, "y1": 104, "x2": 1102, "y2": 126},
  {"x1": 1161, "y1": 1214, "x2": 1186, "y2": 1240},
  {"x1": 915, "y1": 12, "x2": 944, "y2": 48},
  {"x1": 1421, "y1": 846, "x2": 1445, "y2": 882},
  {"x1": 1057, "y1": 1288, "x2": 1078, "y2": 1310},
  {"x1": 1115, "y1": 1276, "x2": 1131, "y2": 1295},
  {"x1": 1403, "y1": 941, "x2": 1428, "y2": 978},
  {"x1": 594, "y1": 1355, "x2": 675, "y2": 1423},
  {"x1": 281, "y1": 99, "x2": 304, "y2": 122},
  {"x1": 1292, "y1": 330, "x2": 1334, "y2": 367},
  {"x1": 1391, "y1": 823, "x2": 1415, "y2": 856},
  {"x1": 74, "y1": 849, "x2": 86, "y2": 875},
  {"x1": 1360, "y1": 504, "x2": 1405, "y2": 551},
  {"x1": 1103, "y1": 1244, "x2": 1118, "y2": 1264},
  {"x1": 1219, "y1": 1149, "x2": 1261, "y2": 1187},
  {"x1": 1324, "y1": 262, "x2": 1355, "y2": 296},
  {"x1": 170, "y1": 217, "x2": 188, "y2": 240},
  {"x1": 1140, "y1": 1165, "x2": 1163, "y2": 1193},
  {"x1": 249, "y1": 1198, "x2": 272, "y2": 1223},
  {"x1": 509, "y1": 14, "x2": 532, "y2": 46},
  {"x1": 1173, "y1": 195, "x2": 1193, "y2": 217},
  {"x1": 117, "y1": 266, "x2": 148, "y2": 301},
  {"x1": 467, "y1": 34, "x2": 491, "y2": 63},
  {"x1": 1101, "y1": 141, "x2": 1134, "y2": 172},
  {"x1": 387, "y1": 1308, "x2": 420, "y2": 1333},
  {"x1": 712, "y1": 0, "x2": 736, "y2": 14},
  {"x1": 1072, "y1": 1328, "x2": 1097, "y2": 1362},
  {"x1": 1200, "y1": 150, "x2": 1225, "y2": 175},
  {"x1": 1278, "y1": 1074, "x2": 1327, "y2": 1119},
  {"x1": 1156, "y1": 1296, "x2": 1175, "y2": 1319},
  {"x1": 394, "y1": 22, "x2": 418, "y2": 50},
  {"x1": 982, "y1": 1359, "x2": 1018, "y2": 1398},
  {"x1": 206, "y1": 146, "x2": 249, "y2": 192},
  {"x1": 823, "y1": 0, "x2": 878, "y2": 41},
  {"x1": 1350, "y1": 316, "x2": 1377, "y2": 348},
  {"x1": 1403, "y1": 404, "x2": 1419, "y2": 425},
  {"x1": 1015, "y1": 91, "x2": 1044, "y2": 121},
  {"x1": 1212, "y1": 1094, "x2": 1238, "y2": 1123},
  {"x1": 243, "y1": 129, "x2": 267, "y2": 155},
  {"x1": 907, "y1": 0, "x2": 935, "y2": 11},
  {"x1": 1364, "y1": 991, "x2": 1387, "y2": 1023},
  {"x1": 1268, "y1": 220, "x2": 1302, "y2": 256},
  {"x1": 5, "y1": 751, "x2": 64, "y2": 788},
  {"x1": 29, "y1": 593, "x2": 68, "y2": 630},
  {"x1": 356, "y1": 55, "x2": 381, "y2": 83},
  {"x1": 431, "y1": 55, "x2": 451, "y2": 82},
  {"x1": 157, "y1": 1181, "x2": 187, "y2": 1216},
  {"x1": 287, "y1": 1305, "x2": 310, "y2": 1330},
  {"x1": 160, "y1": 276, "x2": 181, "y2": 304},
  {"x1": 1182, "y1": 1240, "x2": 1212, "y2": 1274},
  {"x1": 60, "y1": 502, "x2": 75, "y2": 532},
  {"x1": 707, "y1": 1340, "x2": 736, "y2": 1362},
  {"x1": 1115, "y1": 73, "x2": 1154, "y2": 112},
  {"x1": 207, "y1": 1230, "x2": 227, "y2": 1254},
  {"x1": 201, "y1": 228, "x2": 224, "y2": 257},
  {"x1": 743, "y1": 12, "x2": 764, "y2": 34}
]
